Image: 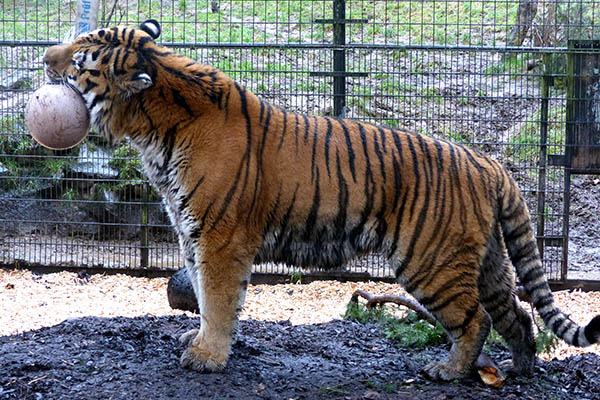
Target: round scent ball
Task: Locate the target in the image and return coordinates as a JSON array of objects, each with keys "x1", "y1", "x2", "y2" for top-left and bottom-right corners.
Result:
[{"x1": 26, "y1": 84, "x2": 90, "y2": 150}]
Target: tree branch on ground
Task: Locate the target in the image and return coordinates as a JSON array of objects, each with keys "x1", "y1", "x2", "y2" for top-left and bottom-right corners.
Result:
[
  {"x1": 350, "y1": 289, "x2": 507, "y2": 388},
  {"x1": 350, "y1": 288, "x2": 439, "y2": 328}
]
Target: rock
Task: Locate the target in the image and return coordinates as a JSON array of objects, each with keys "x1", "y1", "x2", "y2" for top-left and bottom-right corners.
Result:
[
  {"x1": 0, "y1": 70, "x2": 32, "y2": 90},
  {"x1": 69, "y1": 143, "x2": 118, "y2": 179},
  {"x1": 167, "y1": 268, "x2": 198, "y2": 313}
]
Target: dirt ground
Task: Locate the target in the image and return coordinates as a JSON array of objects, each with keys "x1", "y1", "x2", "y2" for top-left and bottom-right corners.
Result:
[
  {"x1": 2, "y1": 315, "x2": 600, "y2": 400},
  {"x1": 1, "y1": 269, "x2": 600, "y2": 400}
]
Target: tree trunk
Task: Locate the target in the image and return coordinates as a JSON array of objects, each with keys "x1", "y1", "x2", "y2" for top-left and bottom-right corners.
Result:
[{"x1": 509, "y1": 0, "x2": 539, "y2": 46}]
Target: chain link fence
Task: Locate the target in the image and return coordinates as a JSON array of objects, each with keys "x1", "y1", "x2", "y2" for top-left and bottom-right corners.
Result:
[{"x1": 1, "y1": 1, "x2": 599, "y2": 283}]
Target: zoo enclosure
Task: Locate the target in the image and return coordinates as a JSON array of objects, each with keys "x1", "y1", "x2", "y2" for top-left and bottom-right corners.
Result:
[{"x1": 1, "y1": 0, "x2": 600, "y2": 286}]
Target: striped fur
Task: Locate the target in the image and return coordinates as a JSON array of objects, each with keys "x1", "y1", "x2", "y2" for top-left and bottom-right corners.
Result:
[{"x1": 43, "y1": 19, "x2": 600, "y2": 381}]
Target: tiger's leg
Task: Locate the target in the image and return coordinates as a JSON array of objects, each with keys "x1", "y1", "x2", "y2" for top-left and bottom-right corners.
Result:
[
  {"x1": 479, "y1": 225, "x2": 536, "y2": 375},
  {"x1": 164, "y1": 201, "x2": 202, "y2": 301},
  {"x1": 406, "y1": 255, "x2": 491, "y2": 381},
  {"x1": 179, "y1": 231, "x2": 254, "y2": 372}
]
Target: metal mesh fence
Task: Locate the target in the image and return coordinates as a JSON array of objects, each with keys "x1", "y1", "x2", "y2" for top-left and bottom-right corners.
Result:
[{"x1": 1, "y1": 1, "x2": 599, "y2": 282}]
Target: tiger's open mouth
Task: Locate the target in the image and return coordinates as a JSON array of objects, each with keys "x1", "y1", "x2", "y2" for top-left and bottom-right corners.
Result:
[
  {"x1": 44, "y1": 68, "x2": 62, "y2": 83},
  {"x1": 44, "y1": 68, "x2": 84, "y2": 102}
]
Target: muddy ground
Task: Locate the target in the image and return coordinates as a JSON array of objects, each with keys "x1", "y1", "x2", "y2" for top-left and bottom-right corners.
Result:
[{"x1": 1, "y1": 315, "x2": 599, "y2": 400}]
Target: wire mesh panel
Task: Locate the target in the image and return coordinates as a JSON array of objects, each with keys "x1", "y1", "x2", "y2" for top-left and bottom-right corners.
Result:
[{"x1": 1, "y1": 1, "x2": 599, "y2": 281}]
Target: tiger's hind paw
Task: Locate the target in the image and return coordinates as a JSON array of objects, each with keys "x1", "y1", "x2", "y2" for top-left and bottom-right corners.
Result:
[
  {"x1": 498, "y1": 358, "x2": 534, "y2": 376},
  {"x1": 421, "y1": 361, "x2": 466, "y2": 381}
]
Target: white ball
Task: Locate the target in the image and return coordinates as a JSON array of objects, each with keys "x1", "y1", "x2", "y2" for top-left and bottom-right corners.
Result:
[{"x1": 26, "y1": 84, "x2": 90, "y2": 150}]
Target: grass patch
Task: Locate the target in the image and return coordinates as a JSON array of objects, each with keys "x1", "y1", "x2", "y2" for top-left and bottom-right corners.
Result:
[
  {"x1": 447, "y1": 130, "x2": 471, "y2": 144},
  {"x1": 344, "y1": 302, "x2": 445, "y2": 348},
  {"x1": 346, "y1": 301, "x2": 560, "y2": 356},
  {"x1": 535, "y1": 316, "x2": 561, "y2": 356},
  {"x1": 3, "y1": 0, "x2": 599, "y2": 47},
  {"x1": 289, "y1": 270, "x2": 302, "y2": 284},
  {"x1": 383, "y1": 310, "x2": 446, "y2": 348},
  {"x1": 365, "y1": 380, "x2": 399, "y2": 394},
  {"x1": 506, "y1": 105, "x2": 565, "y2": 165},
  {"x1": 484, "y1": 53, "x2": 537, "y2": 76},
  {"x1": 292, "y1": 78, "x2": 329, "y2": 94}
]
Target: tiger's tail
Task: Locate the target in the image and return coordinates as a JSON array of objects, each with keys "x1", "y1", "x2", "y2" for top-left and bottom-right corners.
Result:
[{"x1": 498, "y1": 173, "x2": 600, "y2": 347}]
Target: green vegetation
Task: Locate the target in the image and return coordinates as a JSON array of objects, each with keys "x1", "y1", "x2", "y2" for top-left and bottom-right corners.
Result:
[
  {"x1": 379, "y1": 77, "x2": 416, "y2": 94},
  {"x1": 108, "y1": 143, "x2": 144, "y2": 182},
  {"x1": 484, "y1": 54, "x2": 537, "y2": 76},
  {"x1": 506, "y1": 105, "x2": 565, "y2": 164},
  {"x1": 348, "y1": 86, "x2": 373, "y2": 114},
  {"x1": 447, "y1": 130, "x2": 471, "y2": 144},
  {"x1": 0, "y1": 115, "x2": 76, "y2": 192},
  {"x1": 344, "y1": 300, "x2": 387, "y2": 324},
  {"x1": 485, "y1": 317, "x2": 561, "y2": 356},
  {"x1": 0, "y1": 0, "x2": 72, "y2": 41},
  {"x1": 382, "y1": 119, "x2": 400, "y2": 129},
  {"x1": 419, "y1": 87, "x2": 443, "y2": 104},
  {"x1": 2, "y1": 0, "x2": 598, "y2": 47},
  {"x1": 383, "y1": 310, "x2": 447, "y2": 347},
  {"x1": 319, "y1": 385, "x2": 349, "y2": 396},
  {"x1": 105, "y1": 143, "x2": 161, "y2": 202},
  {"x1": 344, "y1": 302, "x2": 446, "y2": 348},
  {"x1": 365, "y1": 380, "x2": 400, "y2": 394},
  {"x1": 289, "y1": 270, "x2": 302, "y2": 284},
  {"x1": 345, "y1": 301, "x2": 560, "y2": 356},
  {"x1": 535, "y1": 316, "x2": 560, "y2": 356},
  {"x1": 292, "y1": 79, "x2": 329, "y2": 94}
]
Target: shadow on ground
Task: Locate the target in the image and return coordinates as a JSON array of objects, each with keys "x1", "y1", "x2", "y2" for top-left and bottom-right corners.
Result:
[{"x1": 1, "y1": 315, "x2": 598, "y2": 400}]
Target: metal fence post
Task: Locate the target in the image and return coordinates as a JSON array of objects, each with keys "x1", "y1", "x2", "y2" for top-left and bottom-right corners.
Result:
[
  {"x1": 312, "y1": 0, "x2": 367, "y2": 117},
  {"x1": 332, "y1": 0, "x2": 346, "y2": 117},
  {"x1": 536, "y1": 54, "x2": 551, "y2": 263},
  {"x1": 140, "y1": 182, "x2": 149, "y2": 269}
]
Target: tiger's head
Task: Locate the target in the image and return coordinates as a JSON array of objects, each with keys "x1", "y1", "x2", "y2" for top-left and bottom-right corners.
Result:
[{"x1": 42, "y1": 20, "x2": 163, "y2": 142}]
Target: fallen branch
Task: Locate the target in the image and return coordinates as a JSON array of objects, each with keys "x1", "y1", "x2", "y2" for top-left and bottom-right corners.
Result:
[
  {"x1": 350, "y1": 289, "x2": 438, "y2": 328},
  {"x1": 350, "y1": 289, "x2": 505, "y2": 388}
]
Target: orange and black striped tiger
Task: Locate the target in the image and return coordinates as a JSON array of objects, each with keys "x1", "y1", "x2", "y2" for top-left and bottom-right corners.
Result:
[{"x1": 42, "y1": 20, "x2": 600, "y2": 381}]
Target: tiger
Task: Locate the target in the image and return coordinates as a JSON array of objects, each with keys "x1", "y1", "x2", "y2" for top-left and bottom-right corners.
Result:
[{"x1": 42, "y1": 19, "x2": 600, "y2": 381}]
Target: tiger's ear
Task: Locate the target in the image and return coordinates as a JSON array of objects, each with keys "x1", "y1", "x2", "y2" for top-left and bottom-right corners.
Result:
[
  {"x1": 140, "y1": 19, "x2": 161, "y2": 40},
  {"x1": 127, "y1": 72, "x2": 153, "y2": 94}
]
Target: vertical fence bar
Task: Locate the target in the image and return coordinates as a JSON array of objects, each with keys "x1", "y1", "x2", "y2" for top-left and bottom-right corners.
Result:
[
  {"x1": 536, "y1": 54, "x2": 551, "y2": 262},
  {"x1": 332, "y1": 0, "x2": 346, "y2": 117},
  {"x1": 562, "y1": 41, "x2": 577, "y2": 282},
  {"x1": 140, "y1": 182, "x2": 149, "y2": 269}
]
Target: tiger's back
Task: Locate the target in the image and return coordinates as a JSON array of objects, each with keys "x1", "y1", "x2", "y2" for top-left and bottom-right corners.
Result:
[{"x1": 42, "y1": 19, "x2": 600, "y2": 381}]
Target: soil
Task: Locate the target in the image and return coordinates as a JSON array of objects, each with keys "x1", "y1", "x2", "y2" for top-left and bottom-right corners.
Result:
[
  {"x1": 1, "y1": 314, "x2": 599, "y2": 400},
  {"x1": 568, "y1": 176, "x2": 600, "y2": 280}
]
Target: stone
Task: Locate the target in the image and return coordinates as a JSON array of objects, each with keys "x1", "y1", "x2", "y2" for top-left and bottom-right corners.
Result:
[{"x1": 167, "y1": 268, "x2": 198, "y2": 313}]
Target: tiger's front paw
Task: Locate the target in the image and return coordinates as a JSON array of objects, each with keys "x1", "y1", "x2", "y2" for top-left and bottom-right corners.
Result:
[{"x1": 179, "y1": 329, "x2": 229, "y2": 372}]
